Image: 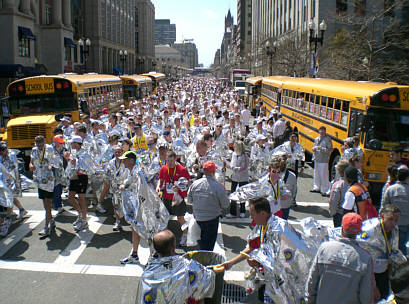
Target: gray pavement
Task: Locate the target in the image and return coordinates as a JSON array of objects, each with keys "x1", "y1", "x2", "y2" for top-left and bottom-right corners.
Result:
[{"x1": 0, "y1": 162, "x2": 329, "y2": 304}]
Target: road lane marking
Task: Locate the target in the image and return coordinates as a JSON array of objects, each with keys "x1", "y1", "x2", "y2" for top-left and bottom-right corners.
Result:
[
  {"x1": 0, "y1": 259, "x2": 246, "y2": 280},
  {"x1": 296, "y1": 202, "x2": 328, "y2": 207},
  {"x1": 54, "y1": 213, "x2": 105, "y2": 265},
  {"x1": 0, "y1": 211, "x2": 44, "y2": 257}
]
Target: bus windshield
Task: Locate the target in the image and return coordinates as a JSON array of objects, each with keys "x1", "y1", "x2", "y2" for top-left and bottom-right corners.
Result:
[
  {"x1": 123, "y1": 85, "x2": 136, "y2": 100},
  {"x1": 8, "y1": 93, "x2": 76, "y2": 115},
  {"x1": 235, "y1": 81, "x2": 246, "y2": 88},
  {"x1": 366, "y1": 108, "x2": 409, "y2": 151}
]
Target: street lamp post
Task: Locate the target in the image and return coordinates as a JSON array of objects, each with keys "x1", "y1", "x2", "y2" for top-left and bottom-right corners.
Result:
[
  {"x1": 309, "y1": 19, "x2": 326, "y2": 77},
  {"x1": 119, "y1": 50, "x2": 128, "y2": 75},
  {"x1": 152, "y1": 60, "x2": 157, "y2": 72},
  {"x1": 78, "y1": 38, "x2": 91, "y2": 73},
  {"x1": 265, "y1": 40, "x2": 277, "y2": 76}
]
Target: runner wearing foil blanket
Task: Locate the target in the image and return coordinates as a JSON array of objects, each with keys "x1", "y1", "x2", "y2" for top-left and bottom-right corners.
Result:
[
  {"x1": 221, "y1": 198, "x2": 273, "y2": 303},
  {"x1": 0, "y1": 141, "x2": 27, "y2": 220},
  {"x1": 29, "y1": 135, "x2": 57, "y2": 237},
  {"x1": 305, "y1": 213, "x2": 375, "y2": 304},
  {"x1": 140, "y1": 230, "x2": 215, "y2": 304}
]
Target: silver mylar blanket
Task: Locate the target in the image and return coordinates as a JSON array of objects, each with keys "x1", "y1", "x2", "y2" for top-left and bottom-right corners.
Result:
[
  {"x1": 246, "y1": 216, "x2": 407, "y2": 304},
  {"x1": 140, "y1": 255, "x2": 215, "y2": 304}
]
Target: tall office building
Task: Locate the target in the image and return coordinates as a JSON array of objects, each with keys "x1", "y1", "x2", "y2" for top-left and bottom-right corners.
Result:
[
  {"x1": 154, "y1": 19, "x2": 176, "y2": 45},
  {"x1": 237, "y1": 0, "x2": 252, "y2": 58},
  {"x1": 135, "y1": 0, "x2": 155, "y2": 73}
]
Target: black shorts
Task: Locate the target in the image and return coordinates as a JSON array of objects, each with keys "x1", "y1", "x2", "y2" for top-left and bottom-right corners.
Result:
[
  {"x1": 69, "y1": 175, "x2": 88, "y2": 194},
  {"x1": 163, "y1": 198, "x2": 187, "y2": 216},
  {"x1": 38, "y1": 188, "x2": 54, "y2": 199}
]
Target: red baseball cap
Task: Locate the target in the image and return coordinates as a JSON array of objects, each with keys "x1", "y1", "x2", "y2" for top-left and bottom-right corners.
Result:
[
  {"x1": 342, "y1": 213, "x2": 363, "y2": 234},
  {"x1": 103, "y1": 107, "x2": 108, "y2": 114},
  {"x1": 53, "y1": 135, "x2": 66, "y2": 144},
  {"x1": 203, "y1": 161, "x2": 217, "y2": 172}
]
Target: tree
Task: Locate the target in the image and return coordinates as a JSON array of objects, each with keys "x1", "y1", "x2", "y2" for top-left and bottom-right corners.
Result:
[
  {"x1": 320, "y1": 0, "x2": 409, "y2": 83},
  {"x1": 270, "y1": 32, "x2": 310, "y2": 77}
]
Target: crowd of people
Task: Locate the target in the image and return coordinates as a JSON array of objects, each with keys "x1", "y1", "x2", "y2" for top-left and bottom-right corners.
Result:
[{"x1": 0, "y1": 76, "x2": 408, "y2": 303}]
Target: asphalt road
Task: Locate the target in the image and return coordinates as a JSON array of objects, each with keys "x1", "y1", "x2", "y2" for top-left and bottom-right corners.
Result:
[{"x1": 0, "y1": 162, "x2": 330, "y2": 304}]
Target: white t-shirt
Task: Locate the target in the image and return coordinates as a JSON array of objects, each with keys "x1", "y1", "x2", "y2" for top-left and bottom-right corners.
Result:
[
  {"x1": 342, "y1": 191, "x2": 356, "y2": 211},
  {"x1": 241, "y1": 109, "x2": 251, "y2": 126}
]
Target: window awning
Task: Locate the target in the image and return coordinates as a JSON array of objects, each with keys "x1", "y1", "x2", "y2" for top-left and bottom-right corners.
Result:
[
  {"x1": 18, "y1": 26, "x2": 36, "y2": 40},
  {"x1": 64, "y1": 37, "x2": 76, "y2": 48}
]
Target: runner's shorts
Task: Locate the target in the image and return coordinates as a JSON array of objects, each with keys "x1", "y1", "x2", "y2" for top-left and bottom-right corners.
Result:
[
  {"x1": 69, "y1": 175, "x2": 88, "y2": 194},
  {"x1": 38, "y1": 188, "x2": 54, "y2": 199},
  {"x1": 163, "y1": 198, "x2": 187, "y2": 216}
]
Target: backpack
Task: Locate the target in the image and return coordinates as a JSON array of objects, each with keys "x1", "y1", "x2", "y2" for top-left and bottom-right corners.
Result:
[{"x1": 349, "y1": 183, "x2": 378, "y2": 219}]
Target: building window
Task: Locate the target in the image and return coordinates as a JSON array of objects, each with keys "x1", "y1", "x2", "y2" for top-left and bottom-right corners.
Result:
[
  {"x1": 135, "y1": 7, "x2": 138, "y2": 27},
  {"x1": 336, "y1": 0, "x2": 348, "y2": 15},
  {"x1": 18, "y1": 36, "x2": 30, "y2": 57},
  {"x1": 135, "y1": 31, "x2": 139, "y2": 53},
  {"x1": 45, "y1": 5, "x2": 52, "y2": 25},
  {"x1": 73, "y1": 46, "x2": 78, "y2": 63},
  {"x1": 65, "y1": 44, "x2": 71, "y2": 61},
  {"x1": 0, "y1": 0, "x2": 3, "y2": 9},
  {"x1": 101, "y1": 0, "x2": 106, "y2": 38}
]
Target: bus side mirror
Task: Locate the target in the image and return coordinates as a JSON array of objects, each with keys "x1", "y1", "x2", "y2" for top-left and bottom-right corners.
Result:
[
  {"x1": 362, "y1": 115, "x2": 372, "y2": 132},
  {"x1": 368, "y1": 139, "x2": 382, "y2": 150},
  {"x1": 55, "y1": 113, "x2": 63, "y2": 122}
]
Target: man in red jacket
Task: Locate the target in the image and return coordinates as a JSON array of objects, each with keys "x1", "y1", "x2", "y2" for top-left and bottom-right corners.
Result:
[{"x1": 156, "y1": 150, "x2": 190, "y2": 246}]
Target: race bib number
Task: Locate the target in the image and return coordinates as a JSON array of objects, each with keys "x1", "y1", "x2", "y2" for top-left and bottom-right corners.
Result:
[{"x1": 166, "y1": 183, "x2": 174, "y2": 194}]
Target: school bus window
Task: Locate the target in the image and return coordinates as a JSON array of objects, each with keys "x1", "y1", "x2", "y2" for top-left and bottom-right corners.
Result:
[
  {"x1": 341, "y1": 100, "x2": 349, "y2": 126},
  {"x1": 327, "y1": 97, "x2": 334, "y2": 120},
  {"x1": 333, "y1": 99, "x2": 342, "y2": 123},
  {"x1": 320, "y1": 96, "x2": 327, "y2": 118}
]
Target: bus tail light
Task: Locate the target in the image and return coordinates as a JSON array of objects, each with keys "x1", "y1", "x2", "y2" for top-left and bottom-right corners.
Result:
[
  {"x1": 371, "y1": 87, "x2": 400, "y2": 107},
  {"x1": 55, "y1": 82, "x2": 62, "y2": 89}
]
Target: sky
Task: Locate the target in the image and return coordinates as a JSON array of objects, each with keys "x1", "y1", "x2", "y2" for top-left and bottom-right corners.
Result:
[{"x1": 152, "y1": 0, "x2": 237, "y2": 68}]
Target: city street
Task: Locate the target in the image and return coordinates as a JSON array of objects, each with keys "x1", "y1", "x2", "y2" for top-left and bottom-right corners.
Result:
[{"x1": 0, "y1": 162, "x2": 330, "y2": 304}]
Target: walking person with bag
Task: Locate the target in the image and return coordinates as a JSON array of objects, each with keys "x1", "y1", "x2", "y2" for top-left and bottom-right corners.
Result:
[
  {"x1": 342, "y1": 166, "x2": 378, "y2": 220},
  {"x1": 227, "y1": 141, "x2": 249, "y2": 218}
]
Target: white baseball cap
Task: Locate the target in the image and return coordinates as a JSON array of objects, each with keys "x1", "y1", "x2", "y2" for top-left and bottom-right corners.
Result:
[{"x1": 71, "y1": 136, "x2": 83, "y2": 144}]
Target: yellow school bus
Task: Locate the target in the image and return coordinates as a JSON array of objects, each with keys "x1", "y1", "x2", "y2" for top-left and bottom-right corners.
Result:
[
  {"x1": 5, "y1": 73, "x2": 123, "y2": 154},
  {"x1": 141, "y1": 72, "x2": 166, "y2": 94},
  {"x1": 245, "y1": 76, "x2": 263, "y2": 113},
  {"x1": 261, "y1": 76, "x2": 409, "y2": 202},
  {"x1": 120, "y1": 74, "x2": 153, "y2": 107}
]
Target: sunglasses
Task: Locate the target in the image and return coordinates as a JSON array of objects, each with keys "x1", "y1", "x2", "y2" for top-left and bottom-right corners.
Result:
[
  {"x1": 270, "y1": 169, "x2": 280, "y2": 174},
  {"x1": 147, "y1": 143, "x2": 155, "y2": 146}
]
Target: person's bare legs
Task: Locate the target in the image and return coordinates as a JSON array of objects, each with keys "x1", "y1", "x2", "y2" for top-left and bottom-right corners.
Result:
[
  {"x1": 13, "y1": 198, "x2": 24, "y2": 210},
  {"x1": 98, "y1": 182, "x2": 110, "y2": 204},
  {"x1": 68, "y1": 191, "x2": 81, "y2": 215},
  {"x1": 78, "y1": 193, "x2": 87, "y2": 219},
  {"x1": 131, "y1": 228, "x2": 141, "y2": 255},
  {"x1": 43, "y1": 198, "x2": 52, "y2": 227}
]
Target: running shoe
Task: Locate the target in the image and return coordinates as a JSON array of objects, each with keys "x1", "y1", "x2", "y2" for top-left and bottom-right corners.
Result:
[
  {"x1": 96, "y1": 204, "x2": 107, "y2": 214},
  {"x1": 18, "y1": 209, "x2": 28, "y2": 220},
  {"x1": 113, "y1": 221, "x2": 122, "y2": 231},
  {"x1": 38, "y1": 226, "x2": 50, "y2": 237},
  {"x1": 120, "y1": 254, "x2": 139, "y2": 264},
  {"x1": 74, "y1": 219, "x2": 88, "y2": 231}
]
